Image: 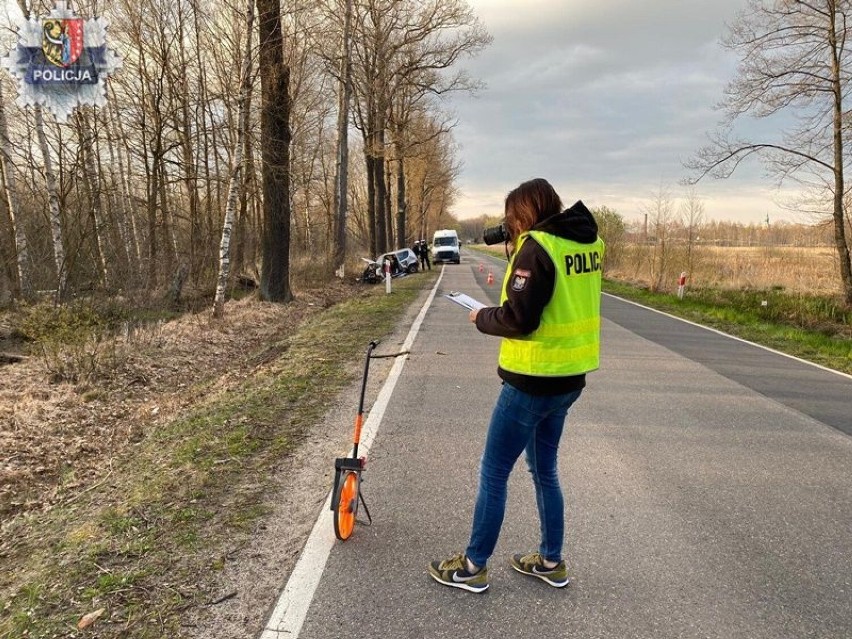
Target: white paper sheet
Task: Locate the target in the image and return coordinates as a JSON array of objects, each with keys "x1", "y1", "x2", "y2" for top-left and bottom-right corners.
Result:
[{"x1": 444, "y1": 291, "x2": 487, "y2": 311}]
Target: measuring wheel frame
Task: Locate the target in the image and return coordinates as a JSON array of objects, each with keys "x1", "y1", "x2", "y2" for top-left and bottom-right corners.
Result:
[{"x1": 328, "y1": 340, "x2": 406, "y2": 541}]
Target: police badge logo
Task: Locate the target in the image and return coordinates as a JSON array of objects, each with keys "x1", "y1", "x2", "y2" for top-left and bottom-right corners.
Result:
[
  {"x1": 511, "y1": 268, "x2": 531, "y2": 292},
  {"x1": 1, "y1": 1, "x2": 122, "y2": 122}
]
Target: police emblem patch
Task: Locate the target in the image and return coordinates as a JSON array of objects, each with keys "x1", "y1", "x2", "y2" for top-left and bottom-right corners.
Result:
[
  {"x1": 511, "y1": 268, "x2": 531, "y2": 291},
  {"x1": 1, "y1": 1, "x2": 122, "y2": 122}
]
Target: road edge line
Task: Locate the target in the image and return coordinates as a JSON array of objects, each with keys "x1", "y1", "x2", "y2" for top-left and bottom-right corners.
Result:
[
  {"x1": 604, "y1": 292, "x2": 852, "y2": 382},
  {"x1": 259, "y1": 268, "x2": 446, "y2": 639}
]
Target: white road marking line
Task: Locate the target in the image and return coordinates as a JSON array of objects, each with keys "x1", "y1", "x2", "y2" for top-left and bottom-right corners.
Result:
[
  {"x1": 260, "y1": 269, "x2": 445, "y2": 639},
  {"x1": 605, "y1": 292, "x2": 852, "y2": 381}
]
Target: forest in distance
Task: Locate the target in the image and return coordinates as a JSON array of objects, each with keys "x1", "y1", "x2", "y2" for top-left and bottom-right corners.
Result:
[{"x1": 0, "y1": 0, "x2": 491, "y2": 311}]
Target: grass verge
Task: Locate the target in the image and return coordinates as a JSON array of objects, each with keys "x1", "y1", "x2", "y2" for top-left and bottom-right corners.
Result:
[
  {"x1": 0, "y1": 274, "x2": 433, "y2": 639},
  {"x1": 603, "y1": 280, "x2": 852, "y2": 375}
]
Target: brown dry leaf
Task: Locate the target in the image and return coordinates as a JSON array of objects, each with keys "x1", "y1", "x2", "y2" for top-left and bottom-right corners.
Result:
[{"x1": 76, "y1": 607, "x2": 105, "y2": 629}]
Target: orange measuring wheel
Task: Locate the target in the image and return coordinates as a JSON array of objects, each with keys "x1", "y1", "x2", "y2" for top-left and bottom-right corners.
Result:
[
  {"x1": 330, "y1": 341, "x2": 408, "y2": 541},
  {"x1": 333, "y1": 469, "x2": 360, "y2": 540}
]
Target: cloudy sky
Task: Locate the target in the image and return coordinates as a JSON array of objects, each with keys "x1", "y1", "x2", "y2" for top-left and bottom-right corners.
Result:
[{"x1": 448, "y1": 0, "x2": 798, "y2": 224}]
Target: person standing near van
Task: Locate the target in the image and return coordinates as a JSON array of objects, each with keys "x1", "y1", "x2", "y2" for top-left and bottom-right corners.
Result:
[
  {"x1": 418, "y1": 239, "x2": 431, "y2": 270},
  {"x1": 428, "y1": 178, "x2": 603, "y2": 593}
]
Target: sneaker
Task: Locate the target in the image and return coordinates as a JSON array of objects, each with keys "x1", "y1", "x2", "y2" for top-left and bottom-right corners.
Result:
[
  {"x1": 428, "y1": 553, "x2": 489, "y2": 593},
  {"x1": 510, "y1": 552, "x2": 570, "y2": 588}
]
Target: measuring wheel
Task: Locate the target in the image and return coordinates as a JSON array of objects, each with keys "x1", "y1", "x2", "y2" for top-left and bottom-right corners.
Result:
[
  {"x1": 332, "y1": 465, "x2": 361, "y2": 541},
  {"x1": 329, "y1": 340, "x2": 407, "y2": 541}
]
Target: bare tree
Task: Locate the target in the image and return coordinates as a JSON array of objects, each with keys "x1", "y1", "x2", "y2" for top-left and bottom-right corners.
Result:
[
  {"x1": 286, "y1": 3, "x2": 336, "y2": 256},
  {"x1": 75, "y1": 108, "x2": 110, "y2": 288},
  {"x1": 214, "y1": 0, "x2": 254, "y2": 319},
  {"x1": 170, "y1": 0, "x2": 203, "y2": 286},
  {"x1": 0, "y1": 81, "x2": 30, "y2": 296},
  {"x1": 680, "y1": 187, "x2": 704, "y2": 276},
  {"x1": 404, "y1": 116, "x2": 460, "y2": 237},
  {"x1": 687, "y1": 0, "x2": 852, "y2": 304},
  {"x1": 34, "y1": 106, "x2": 67, "y2": 300},
  {"x1": 15, "y1": 0, "x2": 67, "y2": 301},
  {"x1": 385, "y1": 0, "x2": 490, "y2": 248},
  {"x1": 332, "y1": 0, "x2": 354, "y2": 276},
  {"x1": 349, "y1": 0, "x2": 489, "y2": 256},
  {"x1": 104, "y1": 100, "x2": 141, "y2": 283},
  {"x1": 643, "y1": 185, "x2": 677, "y2": 292}
]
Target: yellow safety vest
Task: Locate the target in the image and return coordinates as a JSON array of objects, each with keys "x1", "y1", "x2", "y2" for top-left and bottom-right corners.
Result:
[{"x1": 498, "y1": 231, "x2": 604, "y2": 376}]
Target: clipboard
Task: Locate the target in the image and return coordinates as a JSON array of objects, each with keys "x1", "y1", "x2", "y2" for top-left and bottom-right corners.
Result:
[{"x1": 444, "y1": 291, "x2": 487, "y2": 311}]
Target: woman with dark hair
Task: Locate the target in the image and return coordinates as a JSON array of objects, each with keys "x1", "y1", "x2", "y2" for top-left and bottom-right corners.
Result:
[{"x1": 429, "y1": 178, "x2": 604, "y2": 593}]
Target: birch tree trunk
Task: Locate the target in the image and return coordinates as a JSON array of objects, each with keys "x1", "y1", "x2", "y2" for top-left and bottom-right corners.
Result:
[
  {"x1": 35, "y1": 106, "x2": 67, "y2": 301},
  {"x1": 0, "y1": 81, "x2": 30, "y2": 296},
  {"x1": 104, "y1": 102, "x2": 137, "y2": 283},
  {"x1": 107, "y1": 89, "x2": 143, "y2": 275},
  {"x1": 213, "y1": 0, "x2": 254, "y2": 319},
  {"x1": 332, "y1": 0, "x2": 353, "y2": 277},
  {"x1": 76, "y1": 109, "x2": 110, "y2": 288}
]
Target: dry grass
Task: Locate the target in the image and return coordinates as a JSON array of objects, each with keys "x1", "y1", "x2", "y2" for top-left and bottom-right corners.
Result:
[
  {"x1": 608, "y1": 245, "x2": 843, "y2": 296},
  {"x1": 0, "y1": 285, "x2": 348, "y2": 522}
]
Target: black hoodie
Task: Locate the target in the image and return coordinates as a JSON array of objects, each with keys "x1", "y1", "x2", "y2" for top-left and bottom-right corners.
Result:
[{"x1": 474, "y1": 200, "x2": 600, "y2": 395}]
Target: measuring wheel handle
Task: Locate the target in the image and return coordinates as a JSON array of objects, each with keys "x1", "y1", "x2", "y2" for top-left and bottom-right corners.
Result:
[{"x1": 335, "y1": 456, "x2": 365, "y2": 472}]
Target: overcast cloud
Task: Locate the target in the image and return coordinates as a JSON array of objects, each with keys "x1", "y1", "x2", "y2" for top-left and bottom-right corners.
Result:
[{"x1": 448, "y1": 0, "x2": 798, "y2": 224}]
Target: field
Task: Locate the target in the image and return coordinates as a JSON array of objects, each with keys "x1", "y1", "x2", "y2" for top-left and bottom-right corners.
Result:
[
  {"x1": 607, "y1": 245, "x2": 843, "y2": 296},
  {"x1": 472, "y1": 240, "x2": 851, "y2": 372}
]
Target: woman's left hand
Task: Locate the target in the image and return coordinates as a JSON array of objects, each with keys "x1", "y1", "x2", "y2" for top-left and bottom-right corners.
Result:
[{"x1": 469, "y1": 308, "x2": 480, "y2": 324}]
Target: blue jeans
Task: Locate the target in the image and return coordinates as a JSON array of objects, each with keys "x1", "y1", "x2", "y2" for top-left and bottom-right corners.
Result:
[{"x1": 465, "y1": 383, "x2": 582, "y2": 567}]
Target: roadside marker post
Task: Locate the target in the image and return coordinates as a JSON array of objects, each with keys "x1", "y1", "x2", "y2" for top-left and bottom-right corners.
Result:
[
  {"x1": 677, "y1": 272, "x2": 687, "y2": 299},
  {"x1": 385, "y1": 259, "x2": 392, "y2": 294}
]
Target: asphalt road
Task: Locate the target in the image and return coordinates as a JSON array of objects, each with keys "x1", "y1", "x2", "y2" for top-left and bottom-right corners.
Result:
[{"x1": 264, "y1": 252, "x2": 852, "y2": 639}]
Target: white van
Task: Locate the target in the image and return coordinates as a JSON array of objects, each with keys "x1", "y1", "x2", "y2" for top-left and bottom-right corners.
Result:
[{"x1": 432, "y1": 229, "x2": 460, "y2": 264}]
